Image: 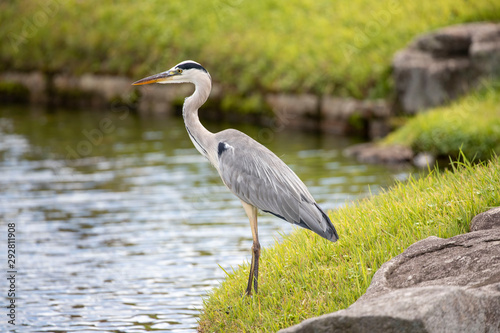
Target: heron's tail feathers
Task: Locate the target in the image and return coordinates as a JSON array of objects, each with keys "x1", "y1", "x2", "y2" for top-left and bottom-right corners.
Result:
[
  {"x1": 297, "y1": 202, "x2": 338, "y2": 242},
  {"x1": 315, "y1": 203, "x2": 339, "y2": 242}
]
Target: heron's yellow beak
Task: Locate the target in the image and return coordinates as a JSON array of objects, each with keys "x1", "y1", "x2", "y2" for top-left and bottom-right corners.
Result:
[{"x1": 132, "y1": 70, "x2": 178, "y2": 85}]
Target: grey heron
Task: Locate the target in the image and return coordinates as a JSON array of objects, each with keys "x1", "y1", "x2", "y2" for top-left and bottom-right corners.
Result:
[{"x1": 133, "y1": 60, "x2": 338, "y2": 295}]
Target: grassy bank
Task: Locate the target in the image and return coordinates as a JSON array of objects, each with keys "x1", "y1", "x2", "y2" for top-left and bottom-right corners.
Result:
[
  {"x1": 383, "y1": 81, "x2": 500, "y2": 161},
  {"x1": 1, "y1": 1, "x2": 499, "y2": 99},
  {"x1": 198, "y1": 156, "x2": 500, "y2": 331}
]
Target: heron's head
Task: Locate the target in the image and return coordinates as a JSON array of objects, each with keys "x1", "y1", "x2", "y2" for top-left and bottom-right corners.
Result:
[{"x1": 132, "y1": 60, "x2": 210, "y2": 86}]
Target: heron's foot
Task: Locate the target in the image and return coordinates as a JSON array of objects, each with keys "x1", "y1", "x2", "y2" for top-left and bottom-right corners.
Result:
[
  {"x1": 245, "y1": 263, "x2": 256, "y2": 296},
  {"x1": 244, "y1": 277, "x2": 257, "y2": 296},
  {"x1": 253, "y1": 251, "x2": 259, "y2": 293},
  {"x1": 244, "y1": 243, "x2": 260, "y2": 296}
]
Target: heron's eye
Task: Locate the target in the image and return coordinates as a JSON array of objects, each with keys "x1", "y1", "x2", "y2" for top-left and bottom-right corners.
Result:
[{"x1": 177, "y1": 69, "x2": 183, "y2": 74}]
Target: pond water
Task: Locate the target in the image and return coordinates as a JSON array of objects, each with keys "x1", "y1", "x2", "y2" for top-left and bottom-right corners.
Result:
[{"x1": 0, "y1": 105, "x2": 411, "y2": 332}]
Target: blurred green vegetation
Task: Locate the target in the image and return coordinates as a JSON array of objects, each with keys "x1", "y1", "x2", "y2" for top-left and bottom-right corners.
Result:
[
  {"x1": 1, "y1": 0, "x2": 499, "y2": 98},
  {"x1": 383, "y1": 81, "x2": 500, "y2": 161}
]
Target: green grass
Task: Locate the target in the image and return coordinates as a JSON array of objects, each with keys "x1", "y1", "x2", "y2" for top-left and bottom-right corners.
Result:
[
  {"x1": 383, "y1": 81, "x2": 500, "y2": 161},
  {"x1": 198, "y1": 156, "x2": 500, "y2": 332},
  {"x1": 1, "y1": 0, "x2": 499, "y2": 99}
]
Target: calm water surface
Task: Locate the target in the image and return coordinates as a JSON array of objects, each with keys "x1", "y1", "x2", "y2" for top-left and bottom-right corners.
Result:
[{"x1": 0, "y1": 105, "x2": 411, "y2": 332}]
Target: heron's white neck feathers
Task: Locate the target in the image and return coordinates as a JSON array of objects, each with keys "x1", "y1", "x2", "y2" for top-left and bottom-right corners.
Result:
[
  {"x1": 182, "y1": 71, "x2": 218, "y2": 167},
  {"x1": 183, "y1": 70, "x2": 212, "y2": 115}
]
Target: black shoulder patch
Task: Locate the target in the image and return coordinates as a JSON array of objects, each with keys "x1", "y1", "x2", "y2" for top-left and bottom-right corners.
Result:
[
  {"x1": 217, "y1": 142, "x2": 228, "y2": 157},
  {"x1": 176, "y1": 62, "x2": 208, "y2": 73}
]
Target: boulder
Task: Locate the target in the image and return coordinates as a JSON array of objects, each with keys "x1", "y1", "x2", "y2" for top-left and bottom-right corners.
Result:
[
  {"x1": 279, "y1": 207, "x2": 500, "y2": 333},
  {"x1": 279, "y1": 286, "x2": 500, "y2": 333},
  {"x1": 470, "y1": 206, "x2": 500, "y2": 232},
  {"x1": 359, "y1": 228, "x2": 500, "y2": 302},
  {"x1": 393, "y1": 23, "x2": 500, "y2": 113},
  {"x1": 413, "y1": 23, "x2": 496, "y2": 57},
  {"x1": 264, "y1": 94, "x2": 393, "y2": 137},
  {"x1": 320, "y1": 98, "x2": 392, "y2": 138},
  {"x1": 471, "y1": 26, "x2": 500, "y2": 77},
  {"x1": 344, "y1": 143, "x2": 413, "y2": 165}
]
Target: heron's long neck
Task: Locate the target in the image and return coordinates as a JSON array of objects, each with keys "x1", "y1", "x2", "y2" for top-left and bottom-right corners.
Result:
[{"x1": 183, "y1": 75, "x2": 216, "y2": 163}]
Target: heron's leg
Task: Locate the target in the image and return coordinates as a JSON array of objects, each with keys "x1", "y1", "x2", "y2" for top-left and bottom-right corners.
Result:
[{"x1": 241, "y1": 201, "x2": 260, "y2": 296}]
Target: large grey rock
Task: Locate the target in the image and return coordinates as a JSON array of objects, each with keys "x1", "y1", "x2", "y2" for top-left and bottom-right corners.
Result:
[
  {"x1": 413, "y1": 23, "x2": 496, "y2": 57},
  {"x1": 279, "y1": 285, "x2": 500, "y2": 333},
  {"x1": 359, "y1": 229, "x2": 500, "y2": 302},
  {"x1": 470, "y1": 206, "x2": 500, "y2": 232},
  {"x1": 320, "y1": 98, "x2": 391, "y2": 138},
  {"x1": 279, "y1": 210, "x2": 500, "y2": 333},
  {"x1": 471, "y1": 27, "x2": 500, "y2": 77},
  {"x1": 393, "y1": 23, "x2": 500, "y2": 113},
  {"x1": 265, "y1": 95, "x2": 393, "y2": 137}
]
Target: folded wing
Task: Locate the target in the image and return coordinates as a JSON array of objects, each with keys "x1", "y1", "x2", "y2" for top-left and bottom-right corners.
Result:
[{"x1": 215, "y1": 130, "x2": 338, "y2": 242}]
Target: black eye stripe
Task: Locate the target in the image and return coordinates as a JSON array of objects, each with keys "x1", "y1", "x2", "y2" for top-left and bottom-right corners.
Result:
[{"x1": 176, "y1": 62, "x2": 208, "y2": 73}]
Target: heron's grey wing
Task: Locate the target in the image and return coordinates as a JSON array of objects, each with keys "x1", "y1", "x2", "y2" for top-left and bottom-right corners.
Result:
[{"x1": 216, "y1": 133, "x2": 338, "y2": 242}]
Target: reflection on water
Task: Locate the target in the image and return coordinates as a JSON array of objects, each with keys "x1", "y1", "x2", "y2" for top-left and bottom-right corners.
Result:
[{"x1": 0, "y1": 105, "x2": 411, "y2": 332}]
